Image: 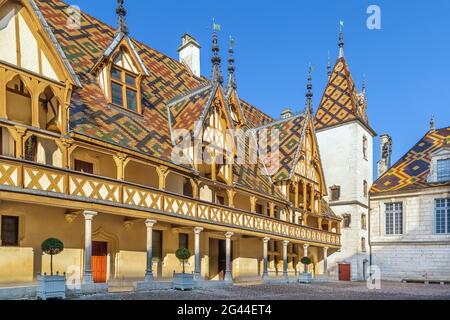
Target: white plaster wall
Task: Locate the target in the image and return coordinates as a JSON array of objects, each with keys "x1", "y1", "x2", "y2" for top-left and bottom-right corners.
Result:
[
  {"x1": 317, "y1": 122, "x2": 374, "y2": 280},
  {"x1": 370, "y1": 187, "x2": 450, "y2": 281}
]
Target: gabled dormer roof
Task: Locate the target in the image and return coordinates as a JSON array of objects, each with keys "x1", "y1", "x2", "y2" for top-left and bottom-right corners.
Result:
[
  {"x1": 256, "y1": 111, "x2": 309, "y2": 182},
  {"x1": 371, "y1": 127, "x2": 450, "y2": 195}
]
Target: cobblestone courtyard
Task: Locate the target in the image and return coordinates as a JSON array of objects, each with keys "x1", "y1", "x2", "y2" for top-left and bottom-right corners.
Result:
[{"x1": 74, "y1": 282, "x2": 450, "y2": 300}]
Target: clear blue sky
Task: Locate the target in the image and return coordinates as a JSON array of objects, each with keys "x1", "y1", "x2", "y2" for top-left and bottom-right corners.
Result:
[{"x1": 68, "y1": 0, "x2": 449, "y2": 173}]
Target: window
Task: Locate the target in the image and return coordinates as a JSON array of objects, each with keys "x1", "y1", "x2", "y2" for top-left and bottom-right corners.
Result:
[
  {"x1": 361, "y1": 214, "x2": 367, "y2": 230},
  {"x1": 363, "y1": 136, "x2": 368, "y2": 160},
  {"x1": 330, "y1": 186, "x2": 341, "y2": 201},
  {"x1": 179, "y1": 233, "x2": 189, "y2": 249},
  {"x1": 361, "y1": 238, "x2": 367, "y2": 252},
  {"x1": 183, "y1": 181, "x2": 193, "y2": 197},
  {"x1": 363, "y1": 181, "x2": 368, "y2": 198},
  {"x1": 0, "y1": 128, "x2": 3, "y2": 156},
  {"x1": 1, "y1": 216, "x2": 19, "y2": 246},
  {"x1": 343, "y1": 214, "x2": 351, "y2": 228},
  {"x1": 435, "y1": 198, "x2": 450, "y2": 234},
  {"x1": 153, "y1": 230, "x2": 163, "y2": 261},
  {"x1": 110, "y1": 57, "x2": 139, "y2": 112},
  {"x1": 385, "y1": 203, "x2": 403, "y2": 235},
  {"x1": 437, "y1": 159, "x2": 450, "y2": 182},
  {"x1": 74, "y1": 160, "x2": 94, "y2": 174}
]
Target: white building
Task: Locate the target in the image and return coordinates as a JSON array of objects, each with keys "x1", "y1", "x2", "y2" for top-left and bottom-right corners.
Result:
[
  {"x1": 370, "y1": 126, "x2": 450, "y2": 282},
  {"x1": 315, "y1": 30, "x2": 376, "y2": 281}
]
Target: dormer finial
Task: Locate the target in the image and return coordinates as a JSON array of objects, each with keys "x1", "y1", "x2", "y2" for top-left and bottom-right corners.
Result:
[
  {"x1": 306, "y1": 65, "x2": 314, "y2": 114},
  {"x1": 211, "y1": 19, "x2": 223, "y2": 84},
  {"x1": 327, "y1": 51, "x2": 332, "y2": 79},
  {"x1": 116, "y1": 0, "x2": 129, "y2": 35},
  {"x1": 227, "y1": 36, "x2": 237, "y2": 91},
  {"x1": 430, "y1": 116, "x2": 436, "y2": 131}
]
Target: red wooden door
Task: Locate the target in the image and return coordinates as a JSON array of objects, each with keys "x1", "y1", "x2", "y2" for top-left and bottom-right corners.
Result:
[
  {"x1": 339, "y1": 264, "x2": 351, "y2": 281},
  {"x1": 92, "y1": 241, "x2": 108, "y2": 283}
]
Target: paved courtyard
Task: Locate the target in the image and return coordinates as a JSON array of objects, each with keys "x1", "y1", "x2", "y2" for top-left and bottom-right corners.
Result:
[{"x1": 74, "y1": 281, "x2": 450, "y2": 300}]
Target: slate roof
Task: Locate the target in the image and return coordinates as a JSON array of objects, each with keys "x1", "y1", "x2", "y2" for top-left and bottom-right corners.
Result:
[
  {"x1": 371, "y1": 127, "x2": 450, "y2": 194},
  {"x1": 315, "y1": 57, "x2": 374, "y2": 135}
]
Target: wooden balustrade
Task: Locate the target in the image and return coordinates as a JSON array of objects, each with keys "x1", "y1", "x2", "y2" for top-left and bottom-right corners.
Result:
[{"x1": 0, "y1": 157, "x2": 341, "y2": 246}]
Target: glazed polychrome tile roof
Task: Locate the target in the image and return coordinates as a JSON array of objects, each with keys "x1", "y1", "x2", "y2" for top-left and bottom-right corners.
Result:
[
  {"x1": 315, "y1": 57, "x2": 374, "y2": 134},
  {"x1": 257, "y1": 113, "x2": 308, "y2": 182},
  {"x1": 371, "y1": 127, "x2": 450, "y2": 194},
  {"x1": 32, "y1": 0, "x2": 288, "y2": 199}
]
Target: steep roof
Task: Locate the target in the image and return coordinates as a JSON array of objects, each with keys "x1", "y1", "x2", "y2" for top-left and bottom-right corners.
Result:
[
  {"x1": 33, "y1": 0, "x2": 333, "y2": 206},
  {"x1": 257, "y1": 113, "x2": 308, "y2": 182},
  {"x1": 371, "y1": 127, "x2": 450, "y2": 194},
  {"x1": 315, "y1": 57, "x2": 374, "y2": 135}
]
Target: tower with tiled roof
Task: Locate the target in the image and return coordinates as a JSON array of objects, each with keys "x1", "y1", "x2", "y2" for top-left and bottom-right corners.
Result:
[{"x1": 315, "y1": 25, "x2": 377, "y2": 281}]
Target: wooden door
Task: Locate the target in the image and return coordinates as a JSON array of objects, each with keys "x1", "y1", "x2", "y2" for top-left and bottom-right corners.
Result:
[
  {"x1": 74, "y1": 159, "x2": 94, "y2": 174},
  {"x1": 92, "y1": 241, "x2": 108, "y2": 283},
  {"x1": 339, "y1": 264, "x2": 351, "y2": 281}
]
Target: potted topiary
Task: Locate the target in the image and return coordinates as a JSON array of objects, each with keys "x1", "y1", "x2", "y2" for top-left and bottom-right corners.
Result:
[
  {"x1": 37, "y1": 238, "x2": 66, "y2": 300},
  {"x1": 298, "y1": 256, "x2": 313, "y2": 284},
  {"x1": 173, "y1": 248, "x2": 194, "y2": 291}
]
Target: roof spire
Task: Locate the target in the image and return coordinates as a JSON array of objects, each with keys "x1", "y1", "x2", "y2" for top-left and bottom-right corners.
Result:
[
  {"x1": 211, "y1": 19, "x2": 223, "y2": 84},
  {"x1": 338, "y1": 20, "x2": 345, "y2": 58},
  {"x1": 430, "y1": 116, "x2": 436, "y2": 131},
  {"x1": 116, "y1": 0, "x2": 129, "y2": 35},
  {"x1": 227, "y1": 36, "x2": 237, "y2": 91},
  {"x1": 362, "y1": 75, "x2": 367, "y2": 96},
  {"x1": 306, "y1": 65, "x2": 314, "y2": 114}
]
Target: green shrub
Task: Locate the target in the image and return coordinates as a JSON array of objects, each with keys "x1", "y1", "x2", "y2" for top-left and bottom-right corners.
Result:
[
  {"x1": 301, "y1": 256, "x2": 312, "y2": 266},
  {"x1": 176, "y1": 248, "x2": 191, "y2": 274},
  {"x1": 41, "y1": 238, "x2": 64, "y2": 276}
]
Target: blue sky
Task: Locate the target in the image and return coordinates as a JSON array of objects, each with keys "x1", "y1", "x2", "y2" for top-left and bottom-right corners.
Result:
[{"x1": 68, "y1": 0, "x2": 449, "y2": 174}]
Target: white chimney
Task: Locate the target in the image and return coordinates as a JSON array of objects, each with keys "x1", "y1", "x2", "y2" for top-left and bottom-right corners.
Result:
[
  {"x1": 281, "y1": 108, "x2": 294, "y2": 120},
  {"x1": 178, "y1": 33, "x2": 201, "y2": 77}
]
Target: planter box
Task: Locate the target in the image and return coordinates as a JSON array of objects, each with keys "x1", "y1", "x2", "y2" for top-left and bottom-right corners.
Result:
[
  {"x1": 298, "y1": 273, "x2": 313, "y2": 284},
  {"x1": 37, "y1": 275, "x2": 66, "y2": 300},
  {"x1": 173, "y1": 273, "x2": 194, "y2": 291}
]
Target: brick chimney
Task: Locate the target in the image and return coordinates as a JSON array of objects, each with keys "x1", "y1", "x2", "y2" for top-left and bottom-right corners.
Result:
[{"x1": 281, "y1": 108, "x2": 294, "y2": 120}]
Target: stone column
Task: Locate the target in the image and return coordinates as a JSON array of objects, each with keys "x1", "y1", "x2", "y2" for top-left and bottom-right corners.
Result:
[
  {"x1": 224, "y1": 232, "x2": 234, "y2": 282},
  {"x1": 194, "y1": 227, "x2": 204, "y2": 280},
  {"x1": 303, "y1": 244, "x2": 309, "y2": 273},
  {"x1": 283, "y1": 240, "x2": 289, "y2": 280},
  {"x1": 262, "y1": 237, "x2": 270, "y2": 280},
  {"x1": 83, "y1": 211, "x2": 97, "y2": 284},
  {"x1": 323, "y1": 247, "x2": 329, "y2": 276},
  {"x1": 145, "y1": 219, "x2": 157, "y2": 282}
]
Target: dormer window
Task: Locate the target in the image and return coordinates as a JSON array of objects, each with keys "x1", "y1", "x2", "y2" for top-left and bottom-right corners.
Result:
[
  {"x1": 111, "y1": 65, "x2": 138, "y2": 112},
  {"x1": 109, "y1": 49, "x2": 141, "y2": 113},
  {"x1": 428, "y1": 147, "x2": 450, "y2": 184},
  {"x1": 437, "y1": 159, "x2": 450, "y2": 182}
]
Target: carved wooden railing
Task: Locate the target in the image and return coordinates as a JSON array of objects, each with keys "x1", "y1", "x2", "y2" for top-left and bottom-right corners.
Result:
[{"x1": 0, "y1": 157, "x2": 341, "y2": 246}]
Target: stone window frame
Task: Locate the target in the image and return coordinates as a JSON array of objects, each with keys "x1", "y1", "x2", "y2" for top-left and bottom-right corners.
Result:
[
  {"x1": 330, "y1": 185, "x2": 341, "y2": 202},
  {"x1": 384, "y1": 201, "x2": 404, "y2": 236},
  {"x1": 434, "y1": 198, "x2": 450, "y2": 235},
  {"x1": 427, "y1": 147, "x2": 450, "y2": 184}
]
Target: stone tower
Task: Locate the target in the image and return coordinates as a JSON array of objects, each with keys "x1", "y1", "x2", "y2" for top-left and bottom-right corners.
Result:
[{"x1": 314, "y1": 27, "x2": 377, "y2": 281}]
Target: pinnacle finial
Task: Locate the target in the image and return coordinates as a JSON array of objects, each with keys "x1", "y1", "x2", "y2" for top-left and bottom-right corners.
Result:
[
  {"x1": 227, "y1": 36, "x2": 237, "y2": 90},
  {"x1": 306, "y1": 65, "x2": 314, "y2": 114},
  {"x1": 430, "y1": 116, "x2": 436, "y2": 131},
  {"x1": 327, "y1": 51, "x2": 332, "y2": 78},
  {"x1": 338, "y1": 20, "x2": 345, "y2": 58},
  {"x1": 116, "y1": 0, "x2": 129, "y2": 35},
  {"x1": 211, "y1": 19, "x2": 223, "y2": 84},
  {"x1": 362, "y1": 75, "x2": 367, "y2": 95}
]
